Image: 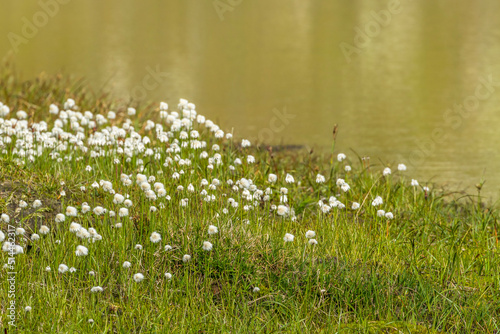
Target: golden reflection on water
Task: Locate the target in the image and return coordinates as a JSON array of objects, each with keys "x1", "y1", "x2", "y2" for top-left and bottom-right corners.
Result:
[{"x1": 1, "y1": 0, "x2": 500, "y2": 198}]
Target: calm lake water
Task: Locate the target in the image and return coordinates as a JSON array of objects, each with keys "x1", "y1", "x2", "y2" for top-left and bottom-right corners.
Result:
[{"x1": 1, "y1": 1, "x2": 500, "y2": 199}]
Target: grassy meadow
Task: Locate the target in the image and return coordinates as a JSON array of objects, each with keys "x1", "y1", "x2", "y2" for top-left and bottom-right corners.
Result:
[{"x1": 0, "y1": 66, "x2": 499, "y2": 333}]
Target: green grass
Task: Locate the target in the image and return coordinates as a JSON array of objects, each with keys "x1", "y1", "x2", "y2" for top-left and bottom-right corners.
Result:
[{"x1": 0, "y1": 66, "x2": 499, "y2": 333}]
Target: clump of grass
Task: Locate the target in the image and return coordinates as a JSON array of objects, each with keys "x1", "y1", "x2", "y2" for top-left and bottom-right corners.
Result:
[{"x1": 0, "y1": 67, "x2": 499, "y2": 333}]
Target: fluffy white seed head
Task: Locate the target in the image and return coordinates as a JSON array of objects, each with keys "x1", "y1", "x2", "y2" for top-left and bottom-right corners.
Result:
[{"x1": 75, "y1": 245, "x2": 89, "y2": 256}]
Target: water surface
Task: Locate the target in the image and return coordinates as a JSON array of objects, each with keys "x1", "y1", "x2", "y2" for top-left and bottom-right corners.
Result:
[{"x1": 1, "y1": 0, "x2": 500, "y2": 198}]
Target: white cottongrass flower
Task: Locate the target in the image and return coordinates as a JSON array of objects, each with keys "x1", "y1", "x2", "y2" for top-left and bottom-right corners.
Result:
[
  {"x1": 268, "y1": 174, "x2": 277, "y2": 183},
  {"x1": 316, "y1": 174, "x2": 325, "y2": 183},
  {"x1": 182, "y1": 254, "x2": 191, "y2": 263},
  {"x1": 2, "y1": 241, "x2": 12, "y2": 252},
  {"x1": 45, "y1": 266, "x2": 51, "y2": 272},
  {"x1": 55, "y1": 213, "x2": 65, "y2": 222},
  {"x1": 31, "y1": 233, "x2": 40, "y2": 241},
  {"x1": 81, "y1": 203, "x2": 91, "y2": 213},
  {"x1": 58, "y1": 264, "x2": 69, "y2": 273},
  {"x1": 202, "y1": 241, "x2": 213, "y2": 251},
  {"x1": 24, "y1": 306, "x2": 32, "y2": 312},
  {"x1": 305, "y1": 230, "x2": 316, "y2": 239},
  {"x1": 241, "y1": 139, "x2": 251, "y2": 147},
  {"x1": 39, "y1": 225, "x2": 50, "y2": 235},
  {"x1": 285, "y1": 173, "x2": 295, "y2": 183},
  {"x1": 16, "y1": 228, "x2": 25, "y2": 235},
  {"x1": 33, "y1": 200, "x2": 42, "y2": 208},
  {"x1": 13, "y1": 245, "x2": 24, "y2": 254},
  {"x1": 383, "y1": 167, "x2": 391, "y2": 176},
  {"x1": 124, "y1": 199, "x2": 133, "y2": 207},
  {"x1": 133, "y1": 273, "x2": 145, "y2": 282},
  {"x1": 208, "y1": 225, "x2": 218, "y2": 235},
  {"x1": 337, "y1": 153, "x2": 346, "y2": 161},
  {"x1": 75, "y1": 245, "x2": 89, "y2": 256},
  {"x1": 135, "y1": 244, "x2": 143, "y2": 250},
  {"x1": 345, "y1": 165, "x2": 352, "y2": 172},
  {"x1": 351, "y1": 202, "x2": 360, "y2": 210},
  {"x1": 372, "y1": 196, "x2": 383, "y2": 206},
  {"x1": 91, "y1": 286, "x2": 103, "y2": 293},
  {"x1": 113, "y1": 194, "x2": 125, "y2": 204},
  {"x1": 283, "y1": 233, "x2": 294, "y2": 242},
  {"x1": 76, "y1": 228, "x2": 90, "y2": 239},
  {"x1": 411, "y1": 179, "x2": 419, "y2": 187},
  {"x1": 150, "y1": 232, "x2": 161, "y2": 243},
  {"x1": 93, "y1": 206, "x2": 105, "y2": 215},
  {"x1": 69, "y1": 267, "x2": 77, "y2": 273},
  {"x1": 377, "y1": 210, "x2": 386, "y2": 217},
  {"x1": 341, "y1": 183, "x2": 350, "y2": 192},
  {"x1": 165, "y1": 272, "x2": 172, "y2": 279},
  {"x1": 123, "y1": 261, "x2": 131, "y2": 268},
  {"x1": 385, "y1": 212, "x2": 394, "y2": 220},
  {"x1": 253, "y1": 287, "x2": 260, "y2": 293},
  {"x1": 277, "y1": 205, "x2": 289, "y2": 216},
  {"x1": 69, "y1": 222, "x2": 81, "y2": 233},
  {"x1": 65, "y1": 206, "x2": 78, "y2": 216},
  {"x1": 398, "y1": 164, "x2": 407, "y2": 171},
  {"x1": 0, "y1": 231, "x2": 4, "y2": 243},
  {"x1": 308, "y1": 239, "x2": 318, "y2": 245},
  {"x1": 19, "y1": 200, "x2": 27, "y2": 208},
  {"x1": 119, "y1": 208, "x2": 129, "y2": 217},
  {"x1": 164, "y1": 245, "x2": 172, "y2": 251},
  {"x1": 89, "y1": 271, "x2": 95, "y2": 276}
]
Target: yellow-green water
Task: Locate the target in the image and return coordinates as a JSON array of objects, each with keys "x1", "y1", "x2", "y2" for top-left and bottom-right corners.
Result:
[{"x1": 1, "y1": 0, "x2": 500, "y2": 198}]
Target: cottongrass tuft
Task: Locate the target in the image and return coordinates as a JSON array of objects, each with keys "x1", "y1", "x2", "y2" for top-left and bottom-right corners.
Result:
[
  {"x1": 133, "y1": 273, "x2": 145, "y2": 282},
  {"x1": 58, "y1": 264, "x2": 69, "y2": 273},
  {"x1": 208, "y1": 225, "x2": 218, "y2": 235},
  {"x1": 39, "y1": 225, "x2": 50, "y2": 235},
  {"x1": 150, "y1": 232, "x2": 161, "y2": 243},
  {"x1": 277, "y1": 205, "x2": 289, "y2": 216},
  {"x1": 75, "y1": 245, "x2": 89, "y2": 256},
  {"x1": 55, "y1": 213, "x2": 65, "y2": 223},
  {"x1": 91, "y1": 286, "x2": 103, "y2": 293},
  {"x1": 202, "y1": 241, "x2": 213, "y2": 251},
  {"x1": 69, "y1": 222, "x2": 81, "y2": 233},
  {"x1": 305, "y1": 230, "x2": 316, "y2": 239},
  {"x1": 283, "y1": 233, "x2": 294, "y2": 242}
]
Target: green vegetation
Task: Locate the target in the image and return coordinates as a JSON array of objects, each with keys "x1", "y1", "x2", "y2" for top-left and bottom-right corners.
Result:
[{"x1": 0, "y1": 67, "x2": 499, "y2": 333}]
